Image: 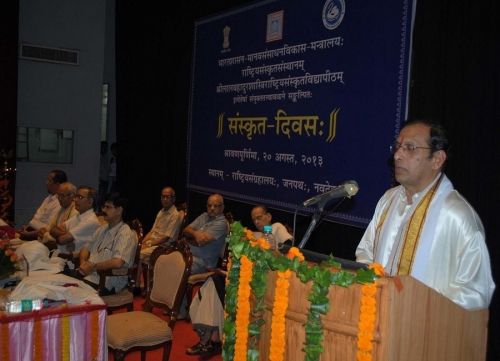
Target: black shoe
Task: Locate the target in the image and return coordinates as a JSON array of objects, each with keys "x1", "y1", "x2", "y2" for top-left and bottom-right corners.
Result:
[
  {"x1": 199, "y1": 341, "x2": 222, "y2": 358},
  {"x1": 209, "y1": 341, "x2": 222, "y2": 354},
  {"x1": 186, "y1": 342, "x2": 207, "y2": 355}
]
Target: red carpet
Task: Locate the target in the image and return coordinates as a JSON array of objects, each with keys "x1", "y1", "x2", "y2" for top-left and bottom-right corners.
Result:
[{"x1": 107, "y1": 297, "x2": 222, "y2": 361}]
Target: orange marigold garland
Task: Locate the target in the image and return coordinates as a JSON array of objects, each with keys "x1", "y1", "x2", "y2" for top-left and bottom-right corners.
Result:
[
  {"x1": 269, "y1": 269, "x2": 292, "y2": 361},
  {"x1": 269, "y1": 247, "x2": 304, "y2": 361},
  {"x1": 356, "y1": 264, "x2": 384, "y2": 361},
  {"x1": 234, "y1": 255, "x2": 253, "y2": 361},
  {"x1": 286, "y1": 246, "x2": 305, "y2": 262}
]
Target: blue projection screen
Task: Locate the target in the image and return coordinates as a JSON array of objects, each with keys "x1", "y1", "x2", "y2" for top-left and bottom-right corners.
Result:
[{"x1": 187, "y1": 0, "x2": 416, "y2": 227}]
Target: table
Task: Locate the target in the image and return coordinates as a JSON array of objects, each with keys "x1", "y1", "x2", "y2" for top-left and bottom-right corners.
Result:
[{"x1": 0, "y1": 302, "x2": 107, "y2": 361}]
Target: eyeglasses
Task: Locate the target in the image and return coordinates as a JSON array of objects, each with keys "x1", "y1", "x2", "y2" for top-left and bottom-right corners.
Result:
[{"x1": 390, "y1": 142, "x2": 432, "y2": 154}]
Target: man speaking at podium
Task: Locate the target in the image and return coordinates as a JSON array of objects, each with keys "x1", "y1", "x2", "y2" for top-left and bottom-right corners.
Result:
[{"x1": 356, "y1": 119, "x2": 495, "y2": 309}]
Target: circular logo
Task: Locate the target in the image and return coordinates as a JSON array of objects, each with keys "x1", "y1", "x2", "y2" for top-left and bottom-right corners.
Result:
[{"x1": 322, "y1": 0, "x2": 345, "y2": 30}]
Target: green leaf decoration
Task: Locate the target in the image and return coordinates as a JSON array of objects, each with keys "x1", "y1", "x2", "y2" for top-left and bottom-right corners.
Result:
[{"x1": 222, "y1": 221, "x2": 376, "y2": 361}]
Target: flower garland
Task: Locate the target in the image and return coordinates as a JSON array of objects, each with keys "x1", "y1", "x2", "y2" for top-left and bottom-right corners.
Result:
[
  {"x1": 356, "y1": 264, "x2": 384, "y2": 361},
  {"x1": 234, "y1": 255, "x2": 253, "y2": 361},
  {"x1": 222, "y1": 256, "x2": 240, "y2": 360},
  {"x1": 223, "y1": 222, "x2": 379, "y2": 361},
  {"x1": 269, "y1": 269, "x2": 291, "y2": 361},
  {"x1": 269, "y1": 247, "x2": 304, "y2": 361}
]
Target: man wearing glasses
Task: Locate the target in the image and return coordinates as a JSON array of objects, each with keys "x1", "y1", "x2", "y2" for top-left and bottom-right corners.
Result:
[
  {"x1": 183, "y1": 193, "x2": 229, "y2": 274},
  {"x1": 37, "y1": 182, "x2": 79, "y2": 247},
  {"x1": 50, "y1": 186, "x2": 101, "y2": 256},
  {"x1": 356, "y1": 119, "x2": 495, "y2": 309},
  {"x1": 76, "y1": 193, "x2": 137, "y2": 295}
]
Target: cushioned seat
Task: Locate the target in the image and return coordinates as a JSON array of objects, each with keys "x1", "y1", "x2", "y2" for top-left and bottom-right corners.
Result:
[
  {"x1": 106, "y1": 241, "x2": 192, "y2": 361},
  {"x1": 107, "y1": 311, "x2": 173, "y2": 350}
]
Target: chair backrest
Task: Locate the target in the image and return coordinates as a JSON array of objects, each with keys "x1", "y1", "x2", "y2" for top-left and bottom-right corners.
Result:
[
  {"x1": 171, "y1": 208, "x2": 187, "y2": 242},
  {"x1": 128, "y1": 219, "x2": 144, "y2": 284},
  {"x1": 175, "y1": 202, "x2": 188, "y2": 237},
  {"x1": 145, "y1": 241, "x2": 192, "y2": 326}
]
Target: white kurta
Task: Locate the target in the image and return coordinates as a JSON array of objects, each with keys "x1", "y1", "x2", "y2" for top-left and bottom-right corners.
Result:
[
  {"x1": 58, "y1": 209, "x2": 101, "y2": 253},
  {"x1": 356, "y1": 174, "x2": 495, "y2": 310},
  {"x1": 253, "y1": 222, "x2": 293, "y2": 245},
  {"x1": 29, "y1": 194, "x2": 61, "y2": 230}
]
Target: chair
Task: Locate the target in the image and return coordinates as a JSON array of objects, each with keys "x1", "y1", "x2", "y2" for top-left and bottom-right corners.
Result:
[
  {"x1": 184, "y1": 240, "x2": 229, "y2": 316},
  {"x1": 140, "y1": 205, "x2": 188, "y2": 296},
  {"x1": 98, "y1": 218, "x2": 144, "y2": 314},
  {"x1": 106, "y1": 241, "x2": 192, "y2": 361},
  {"x1": 182, "y1": 211, "x2": 232, "y2": 315}
]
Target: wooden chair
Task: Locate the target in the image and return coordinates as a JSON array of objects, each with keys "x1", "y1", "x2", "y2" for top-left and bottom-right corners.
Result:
[
  {"x1": 106, "y1": 241, "x2": 192, "y2": 361},
  {"x1": 98, "y1": 218, "x2": 144, "y2": 314},
  {"x1": 184, "y1": 240, "x2": 229, "y2": 317},
  {"x1": 182, "y1": 210, "x2": 232, "y2": 316},
  {"x1": 140, "y1": 205, "x2": 188, "y2": 296}
]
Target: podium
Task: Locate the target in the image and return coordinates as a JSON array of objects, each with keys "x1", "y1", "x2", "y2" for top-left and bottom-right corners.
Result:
[{"x1": 258, "y1": 272, "x2": 489, "y2": 361}]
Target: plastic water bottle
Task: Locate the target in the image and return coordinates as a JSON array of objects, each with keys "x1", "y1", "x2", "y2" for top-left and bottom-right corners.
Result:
[{"x1": 263, "y1": 225, "x2": 277, "y2": 250}]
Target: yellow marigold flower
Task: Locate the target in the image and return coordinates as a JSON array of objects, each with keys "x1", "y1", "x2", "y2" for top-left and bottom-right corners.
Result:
[
  {"x1": 245, "y1": 228, "x2": 255, "y2": 241},
  {"x1": 286, "y1": 246, "x2": 305, "y2": 261},
  {"x1": 369, "y1": 263, "x2": 385, "y2": 277}
]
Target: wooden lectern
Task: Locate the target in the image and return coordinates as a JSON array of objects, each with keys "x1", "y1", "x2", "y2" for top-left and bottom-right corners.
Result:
[{"x1": 258, "y1": 272, "x2": 489, "y2": 361}]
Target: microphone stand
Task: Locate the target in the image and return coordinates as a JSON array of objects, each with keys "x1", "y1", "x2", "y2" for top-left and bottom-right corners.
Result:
[{"x1": 297, "y1": 203, "x2": 325, "y2": 249}]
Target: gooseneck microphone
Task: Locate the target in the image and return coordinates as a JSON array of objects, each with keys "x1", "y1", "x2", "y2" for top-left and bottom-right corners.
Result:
[{"x1": 303, "y1": 180, "x2": 359, "y2": 207}]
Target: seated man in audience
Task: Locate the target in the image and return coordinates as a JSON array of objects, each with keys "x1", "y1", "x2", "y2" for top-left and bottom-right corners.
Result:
[
  {"x1": 182, "y1": 193, "x2": 229, "y2": 274},
  {"x1": 186, "y1": 204, "x2": 292, "y2": 356},
  {"x1": 19, "y1": 169, "x2": 68, "y2": 240},
  {"x1": 186, "y1": 273, "x2": 225, "y2": 357},
  {"x1": 251, "y1": 204, "x2": 294, "y2": 246},
  {"x1": 73, "y1": 193, "x2": 137, "y2": 295},
  {"x1": 50, "y1": 186, "x2": 101, "y2": 257},
  {"x1": 37, "y1": 182, "x2": 79, "y2": 248},
  {"x1": 136, "y1": 186, "x2": 183, "y2": 288}
]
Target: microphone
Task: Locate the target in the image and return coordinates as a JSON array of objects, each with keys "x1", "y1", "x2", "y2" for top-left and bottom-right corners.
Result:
[{"x1": 303, "y1": 180, "x2": 359, "y2": 207}]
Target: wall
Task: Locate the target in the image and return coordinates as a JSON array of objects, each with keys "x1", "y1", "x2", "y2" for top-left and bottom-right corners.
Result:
[{"x1": 15, "y1": 0, "x2": 110, "y2": 225}]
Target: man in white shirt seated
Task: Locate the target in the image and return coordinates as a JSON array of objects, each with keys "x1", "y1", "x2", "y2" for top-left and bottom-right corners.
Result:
[
  {"x1": 37, "y1": 182, "x2": 79, "y2": 248},
  {"x1": 136, "y1": 186, "x2": 183, "y2": 288},
  {"x1": 71, "y1": 193, "x2": 137, "y2": 295},
  {"x1": 19, "y1": 169, "x2": 67, "y2": 240},
  {"x1": 355, "y1": 119, "x2": 495, "y2": 310},
  {"x1": 251, "y1": 204, "x2": 293, "y2": 246},
  {"x1": 50, "y1": 186, "x2": 101, "y2": 257}
]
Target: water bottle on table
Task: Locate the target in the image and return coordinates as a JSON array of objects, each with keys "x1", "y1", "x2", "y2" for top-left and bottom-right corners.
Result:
[{"x1": 263, "y1": 225, "x2": 277, "y2": 250}]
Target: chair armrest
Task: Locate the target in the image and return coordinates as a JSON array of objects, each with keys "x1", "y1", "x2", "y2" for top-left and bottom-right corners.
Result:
[
  {"x1": 97, "y1": 268, "x2": 130, "y2": 294},
  {"x1": 187, "y1": 271, "x2": 215, "y2": 284}
]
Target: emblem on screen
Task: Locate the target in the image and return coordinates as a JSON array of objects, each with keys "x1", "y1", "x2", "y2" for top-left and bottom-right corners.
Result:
[
  {"x1": 322, "y1": 0, "x2": 345, "y2": 30},
  {"x1": 266, "y1": 10, "x2": 284, "y2": 43},
  {"x1": 222, "y1": 26, "x2": 231, "y2": 49}
]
